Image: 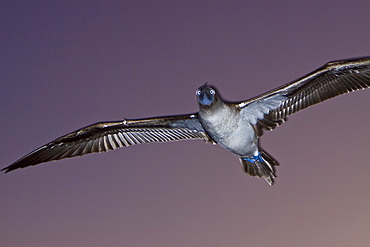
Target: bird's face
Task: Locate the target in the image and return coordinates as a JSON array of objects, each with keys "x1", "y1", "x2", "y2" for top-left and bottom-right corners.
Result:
[{"x1": 196, "y1": 85, "x2": 217, "y2": 106}]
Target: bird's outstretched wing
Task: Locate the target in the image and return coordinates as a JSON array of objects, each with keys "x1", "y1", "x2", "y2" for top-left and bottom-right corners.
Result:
[
  {"x1": 2, "y1": 114, "x2": 211, "y2": 173},
  {"x1": 240, "y1": 56, "x2": 370, "y2": 133}
]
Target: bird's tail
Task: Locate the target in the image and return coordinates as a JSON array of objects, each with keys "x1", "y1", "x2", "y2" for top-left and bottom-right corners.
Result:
[{"x1": 239, "y1": 149, "x2": 279, "y2": 185}]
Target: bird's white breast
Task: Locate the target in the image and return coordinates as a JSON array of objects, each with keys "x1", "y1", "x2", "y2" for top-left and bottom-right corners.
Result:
[{"x1": 199, "y1": 106, "x2": 257, "y2": 156}]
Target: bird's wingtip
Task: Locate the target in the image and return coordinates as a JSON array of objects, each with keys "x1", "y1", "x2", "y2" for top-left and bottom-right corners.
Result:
[
  {"x1": 1, "y1": 167, "x2": 9, "y2": 174},
  {"x1": 1, "y1": 165, "x2": 17, "y2": 174}
]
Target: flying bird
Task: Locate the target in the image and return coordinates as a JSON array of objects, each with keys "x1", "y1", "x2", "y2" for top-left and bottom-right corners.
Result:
[{"x1": 2, "y1": 57, "x2": 370, "y2": 185}]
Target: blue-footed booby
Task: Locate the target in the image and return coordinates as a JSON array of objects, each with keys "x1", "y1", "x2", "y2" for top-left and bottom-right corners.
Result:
[{"x1": 2, "y1": 56, "x2": 370, "y2": 185}]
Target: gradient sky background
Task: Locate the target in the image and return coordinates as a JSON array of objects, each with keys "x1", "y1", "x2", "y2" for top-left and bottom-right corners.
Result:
[{"x1": 1, "y1": 1, "x2": 370, "y2": 247}]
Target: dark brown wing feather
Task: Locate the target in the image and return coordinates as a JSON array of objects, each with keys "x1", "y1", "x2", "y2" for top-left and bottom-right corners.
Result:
[
  {"x1": 2, "y1": 114, "x2": 210, "y2": 173},
  {"x1": 271, "y1": 57, "x2": 370, "y2": 121},
  {"x1": 242, "y1": 56, "x2": 370, "y2": 132}
]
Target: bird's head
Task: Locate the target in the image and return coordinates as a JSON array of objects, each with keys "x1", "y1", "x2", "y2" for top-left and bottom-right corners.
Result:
[{"x1": 196, "y1": 84, "x2": 219, "y2": 106}]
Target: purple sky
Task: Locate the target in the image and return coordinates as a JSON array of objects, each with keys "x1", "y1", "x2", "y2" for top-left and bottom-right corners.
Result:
[{"x1": 1, "y1": 1, "x2": 370, "y2": 246}]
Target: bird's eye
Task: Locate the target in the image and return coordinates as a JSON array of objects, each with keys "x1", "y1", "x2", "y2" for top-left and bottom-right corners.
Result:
[
  {"x1": 209, "y1": 89, "x2": 215, "y2": 95},
  {"x1": 196, "y1": 90, "x2": 201, "y2": 96}
]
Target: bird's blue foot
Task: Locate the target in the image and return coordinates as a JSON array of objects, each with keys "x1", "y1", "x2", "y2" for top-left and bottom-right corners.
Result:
[{"x1": 243, "y1": 152, "x2": 264, "y2": 163}]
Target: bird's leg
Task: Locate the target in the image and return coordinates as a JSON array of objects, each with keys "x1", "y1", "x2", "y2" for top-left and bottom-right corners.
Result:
[{"x1": 243, "y1": 152, "x2": 264, "y2": 163}]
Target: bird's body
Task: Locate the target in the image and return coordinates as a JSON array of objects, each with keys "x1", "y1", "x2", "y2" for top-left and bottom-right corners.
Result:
[
  {"x1": 199, "y1": 100, "x2": 252, "y2": 156},
  {"x1": 3, "y1": 56, "x2": 370, "y2": 185}
]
